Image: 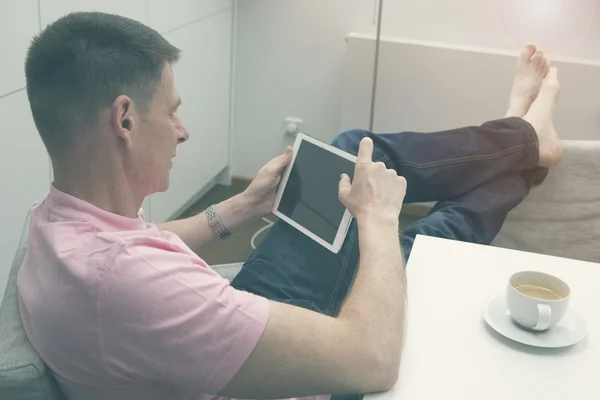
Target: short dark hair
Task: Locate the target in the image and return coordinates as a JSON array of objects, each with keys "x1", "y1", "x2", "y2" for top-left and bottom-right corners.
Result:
[{"x1": 25, "y1": 12, "x2": 181, "y2": 158}]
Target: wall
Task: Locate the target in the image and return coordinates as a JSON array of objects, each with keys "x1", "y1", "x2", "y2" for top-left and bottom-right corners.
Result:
[
  {"x1": 232, "y1": 0, "x2": 379, "y2": 177},
  {"x1": 380, "y1": 0, "x2": 600, "y2": 60},
  {"x1": 232, "y1": 0, "x2": 600, "y2": 178},
  {"x1": 0, "y1": 0, "x2": 232, "y2": 299},
  {"x1": 376, "y1": 0, "x2": 600, "y2": 137}
]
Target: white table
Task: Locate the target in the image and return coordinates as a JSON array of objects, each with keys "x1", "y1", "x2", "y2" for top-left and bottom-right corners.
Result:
[{"x1": 368, "y1": 235, "x2": 599, "y2": 400}]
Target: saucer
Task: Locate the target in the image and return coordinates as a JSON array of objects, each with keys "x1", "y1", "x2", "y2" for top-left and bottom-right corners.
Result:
[{"x1": 482, "y1": 294, "x2": 587, "y2": 348}]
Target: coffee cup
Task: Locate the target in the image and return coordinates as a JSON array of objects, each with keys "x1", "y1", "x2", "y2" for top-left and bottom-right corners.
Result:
[{"x1": 506, "y1": 271, "x2": 570, "y2": 331}]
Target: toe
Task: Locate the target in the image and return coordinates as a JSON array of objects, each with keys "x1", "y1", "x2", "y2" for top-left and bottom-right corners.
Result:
[
  {"x1": 537, "y1": 55, "x2": 546, "y2": 72},
  {"x1": 521, "y1": 44, "x2": 536, "y2": 61},
  {"x1": 536, "y1": 50, "x2": 544, "y2": 62},
  {"x1": 531, "y1": 52, "x2": 542, "y2": 68},
  {"x1": 536, "y1": 52, "x2": 548, "y2": 72},
  {"x1": 542, "y1": 59, "x2": 551, "y2": 76}
]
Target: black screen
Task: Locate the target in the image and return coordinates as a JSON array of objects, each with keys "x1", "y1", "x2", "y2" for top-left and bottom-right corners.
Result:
[{"x1": 278, "y1": 139, "x2": 355, "y2": 244}]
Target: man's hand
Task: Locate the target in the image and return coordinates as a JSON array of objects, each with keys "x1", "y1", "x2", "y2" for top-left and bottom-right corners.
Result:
[
  {"x1": 338, "y1": 137, "x2": 407, "y2": 222},
  {"x1": 243, "y1": 147, "x2": 293, "y2": 217}
]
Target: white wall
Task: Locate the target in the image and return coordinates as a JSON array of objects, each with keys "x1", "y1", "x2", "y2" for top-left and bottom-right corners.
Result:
[
  {"x1": 39, "y1": 0, "x2": 146, "y2": 28},
  {"x1": 232, "y1": 0, "x2": 600, "y2": 178},
  {"x1": 0, "y1": 1, "x2": 232, "y2": 299},
  {"x1": 232, "y1": 0, "x2": 379, "y2": 177},
  {"x1": 375, "y1": 0, "x2": 600, "y2": 138},
  {"x1": 380, "y1": 0, "x2": 600, "y2": 60},
  {"x1": 0, "y1": 1, "x2": 39, "y2": 96}
]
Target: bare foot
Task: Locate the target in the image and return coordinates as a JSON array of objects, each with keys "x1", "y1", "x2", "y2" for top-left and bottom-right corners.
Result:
[
  {"x1": 522, "y1": 67, "x2": 562, "y2": 168},
  {"x1": 505, "y1": 44, "x2": 551, "y2": 118}
]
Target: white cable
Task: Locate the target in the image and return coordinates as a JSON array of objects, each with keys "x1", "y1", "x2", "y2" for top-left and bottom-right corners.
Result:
[{"x1": 251, "y1": 217, "x2": 275, "y2": 250}]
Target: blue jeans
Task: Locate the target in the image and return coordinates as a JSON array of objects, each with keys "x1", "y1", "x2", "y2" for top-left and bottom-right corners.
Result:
[{"x1": 231, "y1": 117, "x2": 545, "y2": 397}]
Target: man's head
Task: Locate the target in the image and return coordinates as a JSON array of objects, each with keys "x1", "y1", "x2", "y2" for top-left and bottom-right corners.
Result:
[{"x1": 25, "y1": 12, "x2": 189, "y2": 195}]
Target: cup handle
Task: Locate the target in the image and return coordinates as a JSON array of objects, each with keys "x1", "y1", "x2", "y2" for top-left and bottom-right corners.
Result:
[{"x1": 533, "y1": 304, "x2": 552, "y2": 331}]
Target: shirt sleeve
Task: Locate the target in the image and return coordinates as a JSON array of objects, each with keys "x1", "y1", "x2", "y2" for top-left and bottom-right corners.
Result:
[{"x1": 98, "y1": 241, "x2": 269, "y2": 394}]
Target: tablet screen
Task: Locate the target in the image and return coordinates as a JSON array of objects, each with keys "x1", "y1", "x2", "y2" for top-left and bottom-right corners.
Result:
[{"x1": 277, "y1": 139, "x2": 355, "y2": 244}]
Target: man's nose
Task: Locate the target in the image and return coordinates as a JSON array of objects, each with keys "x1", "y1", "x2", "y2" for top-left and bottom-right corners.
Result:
[{"x1": 178, "y1": 121, "x2": 190, "y2": 143}]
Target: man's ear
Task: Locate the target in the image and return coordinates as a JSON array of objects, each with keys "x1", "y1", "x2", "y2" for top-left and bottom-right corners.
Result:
[{"x1": 111, "y1": 95, "x2": 136, "y2": 148}]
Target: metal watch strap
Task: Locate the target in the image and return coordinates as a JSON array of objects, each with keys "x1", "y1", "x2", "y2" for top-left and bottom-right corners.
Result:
[{"x1": 206, "y1": 204, "x2": 231, "y2": 240}]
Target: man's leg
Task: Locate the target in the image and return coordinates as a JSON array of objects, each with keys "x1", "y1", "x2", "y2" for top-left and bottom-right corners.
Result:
[
  {"x1": 231, "y1": 115, "x2": 544, "y2": 314},
  {"x1": 333, "y1": 118, "x2": 541, "y2": 204},
  {"x1": 231, "y1": 46, "x2": 560, "y2": 313},
  {"x1": 400, "y1": 168, "x2": 548, "y2": 259}
]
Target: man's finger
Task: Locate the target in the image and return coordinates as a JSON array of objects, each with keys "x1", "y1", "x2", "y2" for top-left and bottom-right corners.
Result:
[
  {"x1": 357, "y1": 137, "x2": 374, "y2": 163},
  {"x1": 338, "y1": 173, "x2": 351, "y2": 201},
  {"x1": 268, "y1": 147, "x2": 293, "y2": 173}
]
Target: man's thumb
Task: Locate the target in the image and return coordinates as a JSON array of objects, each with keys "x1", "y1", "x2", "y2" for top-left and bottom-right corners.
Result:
[
  {"x1": 338, "y1": 173, "x2": 351, "y2": 201},
  {"x1": 270, "y1": 147, "x2": 293, "y2": 173}
]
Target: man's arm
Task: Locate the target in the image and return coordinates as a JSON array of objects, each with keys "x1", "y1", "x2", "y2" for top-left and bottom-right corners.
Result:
[
  {"x1": 221, "y1": 138, "x2": 407, "y2": 398},
  {"x1": 157, "y1": 193, "x2": 260, "y2": 250},
  {"x1": 158, "y1": 148, "x2": 293, "y2": 250},
  {"x1": 221, "y1": 218, "x2": 405, "y2": 399}
]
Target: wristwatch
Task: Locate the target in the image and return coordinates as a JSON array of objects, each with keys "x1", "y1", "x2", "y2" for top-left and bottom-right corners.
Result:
[{"x1": 206, "y1": 204, "x2": 231, "y2": 240}]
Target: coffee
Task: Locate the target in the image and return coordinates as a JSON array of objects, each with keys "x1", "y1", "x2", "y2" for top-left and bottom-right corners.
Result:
[{"x1": 515, "y1": 284, "x2": 562, "y2": 300}]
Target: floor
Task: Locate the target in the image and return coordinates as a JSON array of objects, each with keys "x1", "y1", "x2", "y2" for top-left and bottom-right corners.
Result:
[{"x1": 182, "y1": 178, "x2": 427, "y2": 266}]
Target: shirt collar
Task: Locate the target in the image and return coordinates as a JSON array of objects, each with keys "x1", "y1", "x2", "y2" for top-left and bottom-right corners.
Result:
[{"x1": 45, "y1": 185, "x2": 147, "y2": 231}]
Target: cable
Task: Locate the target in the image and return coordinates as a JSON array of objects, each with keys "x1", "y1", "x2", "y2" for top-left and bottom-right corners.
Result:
[{"x1": 251, "y1": 217, "x2": 275, "y2": 250}]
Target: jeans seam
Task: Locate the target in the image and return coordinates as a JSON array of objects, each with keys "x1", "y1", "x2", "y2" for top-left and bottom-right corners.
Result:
[
  {"x1": 395, "y1": 143, "x2": 536, "y2": 169},
  {"x1": 516, "y1": 117, "x2": 541, "y2": 167},
  {"x1": 326, "y1": 223, "x2": 358, "y2": 314},
  {"x1": 377, "y1": 154, "x2": 391, "y2": 164}
]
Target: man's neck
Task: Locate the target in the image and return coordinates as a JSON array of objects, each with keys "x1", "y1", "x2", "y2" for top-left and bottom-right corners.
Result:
[{"x1": 53, "y1": 167, "x2": 143, "y2": 219}]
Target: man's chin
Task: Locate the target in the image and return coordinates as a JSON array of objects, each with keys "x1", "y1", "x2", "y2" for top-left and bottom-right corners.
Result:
[
  {"x1": 151, "y1": 178, "x2": 170, "y2": 194},
  {"x1": 158, "y1": 180, "x2": 170, "y2": 193}
]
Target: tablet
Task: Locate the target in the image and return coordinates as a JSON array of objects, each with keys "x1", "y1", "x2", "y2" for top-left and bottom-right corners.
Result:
[{"x1": 273, "y1": 133, "x2": 357, "y2": 253}]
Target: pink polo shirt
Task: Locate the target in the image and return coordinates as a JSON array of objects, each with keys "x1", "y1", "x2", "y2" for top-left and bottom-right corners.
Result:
[{"x1": 17, "y1": 186, "x2": 317, "y2": 400}]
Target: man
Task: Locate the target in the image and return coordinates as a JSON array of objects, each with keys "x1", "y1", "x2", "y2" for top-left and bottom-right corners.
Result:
[{"x1": 17, "y1": 12, "x2": 561, "y2": 400}]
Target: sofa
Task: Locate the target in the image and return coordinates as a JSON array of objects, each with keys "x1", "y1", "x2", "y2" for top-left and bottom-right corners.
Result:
[{"x1": 492, "y1": 140, "x2": 600, "y2": 264}]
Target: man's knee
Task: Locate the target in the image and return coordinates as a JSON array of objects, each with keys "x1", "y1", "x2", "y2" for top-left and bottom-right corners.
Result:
[{"x1": 331, "y1": 129, "x2": 371, "y2": 155}]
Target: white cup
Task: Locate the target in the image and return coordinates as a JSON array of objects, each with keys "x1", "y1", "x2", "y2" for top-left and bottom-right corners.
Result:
[{"x1": 506, "y1": 271, "x2": 570, "y2": 331}]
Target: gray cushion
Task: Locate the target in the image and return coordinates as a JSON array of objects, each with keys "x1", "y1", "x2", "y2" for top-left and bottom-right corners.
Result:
[
  {"x1": 494, "y1": 140, "x2": 600, "y2": 263},
  {"x1": 0, "y1": 208, "x2": 66, "y2": 399}
]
